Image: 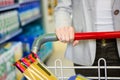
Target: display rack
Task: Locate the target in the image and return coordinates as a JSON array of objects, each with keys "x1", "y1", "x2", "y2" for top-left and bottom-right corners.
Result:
[
  {"x1": 0, "y1": 4, "x2": 19, "y2": 12},
  {"x1": 0, "y1": 29, "x2": 22, "y2": 44},
  {"x1": 0, "y1": 1, "x2": 47, "y2": 80},
  {"x1": 0, "y1": 0, "x2": 52, "y2": 61},
  {"x1": 0, "y1": 0, "x2": 42, "y2": 44},
  {"x1": 22, "y1": 14, "x2": 42, "y2": 26},
  {"x1": 19, "y1": 0, "x2": 39, "y2": 4},
  {"x1": 0, "y1": 3, "x2": 21, "y2": 45}
]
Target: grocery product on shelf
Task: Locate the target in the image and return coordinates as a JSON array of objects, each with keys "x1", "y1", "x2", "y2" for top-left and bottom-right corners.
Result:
[
  {"x1": 18, "y1": 1, "x2": 41, "y2": 26},
  {"x1": 0, "y1": 0, "x2": 15, "y2": 7},
  {"x1": 0, "y1": 42, "x2": 24, "y2": 80},
  {"x1": 0, "y1": 10, "x2": 19, "y2": 38}
]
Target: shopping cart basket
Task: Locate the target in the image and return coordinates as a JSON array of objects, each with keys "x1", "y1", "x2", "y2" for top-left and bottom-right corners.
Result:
[
  {"x1": 47, "y1": 58, "x2": 120, "y2": 80},
  {"x1": 14, "y1": 31, "x2": 120, "y2": 80}
]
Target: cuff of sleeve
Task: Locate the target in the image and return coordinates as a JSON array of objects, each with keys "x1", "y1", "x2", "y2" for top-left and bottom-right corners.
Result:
[{"x1": 54, "y1": 11, "x2": 72, "y2": 28}]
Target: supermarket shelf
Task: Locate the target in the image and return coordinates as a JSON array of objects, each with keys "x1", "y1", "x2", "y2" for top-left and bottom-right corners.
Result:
[
  {"x1": 22, "y1": 14, "x2": 42, "y2": 26},
  {"x1": 0, "y1": 4, "x2": 19, "y2": 12},
  {"x1": 0, "y1": 29, "x2": 22, "y2": 44},
  {"x1": 19, "y1": 0, "x2": 39, "y2": 4}
]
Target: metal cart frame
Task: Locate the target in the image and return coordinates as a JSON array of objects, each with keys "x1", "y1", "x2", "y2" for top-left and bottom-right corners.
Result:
[
  {"x1": 47, "y1": 58, "x2": 120, "y2": 80},
  {"x1": 31, "y1": 33, "x2": 120, "y2": 80}
]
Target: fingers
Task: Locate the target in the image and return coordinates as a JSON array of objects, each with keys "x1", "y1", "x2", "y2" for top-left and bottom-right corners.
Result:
[
  {"x1": 56, "y1": 27, "x2": 80, "y2": 46},
  {"x1": 55, "y1": 27, "x2": 74, "y2": 43},
  {"x1": 69, "y1": 27, "x2": 74, "y2": 42},
  {"x1": 73, "y1": 40, "x2": 79, "y2": 46}
]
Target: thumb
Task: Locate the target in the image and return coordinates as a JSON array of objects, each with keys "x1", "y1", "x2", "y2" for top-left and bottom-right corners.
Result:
[{"x1": 73, "y1": 40, "x2": 79, "y2": 46}]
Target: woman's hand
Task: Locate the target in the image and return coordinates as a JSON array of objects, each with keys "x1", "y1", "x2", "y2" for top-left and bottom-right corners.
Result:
[{"x1": 55, "y1": 26, "x2": 79, "y2": 46}]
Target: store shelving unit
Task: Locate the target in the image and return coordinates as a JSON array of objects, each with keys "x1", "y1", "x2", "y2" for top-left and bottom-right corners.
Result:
[
  {"x1": 19, "y1": 0, "x2": 39, "y2": 4},
  {"x1": 18, "y1": 0, "x2": 53, "y2": 62},
  {"x1": 0, "y1": 29, "x2": 22, "y2": 44},
  {"x1": 0, "y1": 1, "x2": 55, "y2": 80},
  {"x1": 0, "y1": 4, "x2": 19, "y2": 12},
  {"x1": 0, "y1": 3, "x2": 21, "y2": 45},
  {"x1": 0, "y1": 0, "x2": 53, "y2": 66},
  {"x1": 0, "y1": 0, "x2": 52, "y2": 80},
  {"x1": 0, "y1": 0, "x2": 42, "y2": 44},
  {"x1": 22, "y1": 14, "x2": 42, "y2": 26}
]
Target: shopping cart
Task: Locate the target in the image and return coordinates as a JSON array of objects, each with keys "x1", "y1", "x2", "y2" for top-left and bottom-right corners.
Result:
[
  {"x1": 47, "y1": 58, "x2": 120, "y2": 80},
  {"x1": 31, "y1": 31, "x2": 120, "y2": 80},
  {"x1": 15, "y1": 31, "x2": 120, "y2": 80}
]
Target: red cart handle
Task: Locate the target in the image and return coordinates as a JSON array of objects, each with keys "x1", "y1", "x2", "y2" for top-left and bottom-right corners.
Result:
[
  {"x1": 32, "y1": 31, "x2": 120, "y2": 53},
  {"x1": 75, "y1": 31, "x2": 120, "y2": 40}
]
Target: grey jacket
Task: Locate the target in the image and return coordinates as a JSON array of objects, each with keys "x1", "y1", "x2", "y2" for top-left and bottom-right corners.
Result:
[{"x1": 54, "y1": 0, "x2": 120, "y2": 65}]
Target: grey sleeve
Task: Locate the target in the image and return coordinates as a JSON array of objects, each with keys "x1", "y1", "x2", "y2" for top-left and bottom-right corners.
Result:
[{"x1": 54, "y1": 0, "x2": 72, "y2": 28}]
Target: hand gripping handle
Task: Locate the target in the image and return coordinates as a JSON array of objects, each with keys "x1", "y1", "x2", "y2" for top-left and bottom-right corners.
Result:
[{"x1": 31, "y1": 31, "x2": 120, "y2": 53}]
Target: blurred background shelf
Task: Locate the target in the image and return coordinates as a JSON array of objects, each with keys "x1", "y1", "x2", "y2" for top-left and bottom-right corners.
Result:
[
  {"x1": 0, "y1": 4, "x2": 19, "y2": 12},
  {"x1": 21, "y1": 14, "x2": 42, "y2": 26},
  {"x1": 0, "y1": 29, "x2": 22, "y2": 44},
  {"x1": 0, "y1": 0, "x2": 59, "y2": 80},
  {"x1": 19, "y1": 0, "x2": 40, "y2": 4}
]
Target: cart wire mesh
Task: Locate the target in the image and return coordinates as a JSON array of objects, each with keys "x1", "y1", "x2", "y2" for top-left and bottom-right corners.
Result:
[{"x1": 47, "y1": 58, "x2": 120, "y2": 80}]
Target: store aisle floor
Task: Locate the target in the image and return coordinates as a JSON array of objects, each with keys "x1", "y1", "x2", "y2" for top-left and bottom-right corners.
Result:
[{"x1": 46, "y1": 41, "x2": 75, "y2": 79}]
